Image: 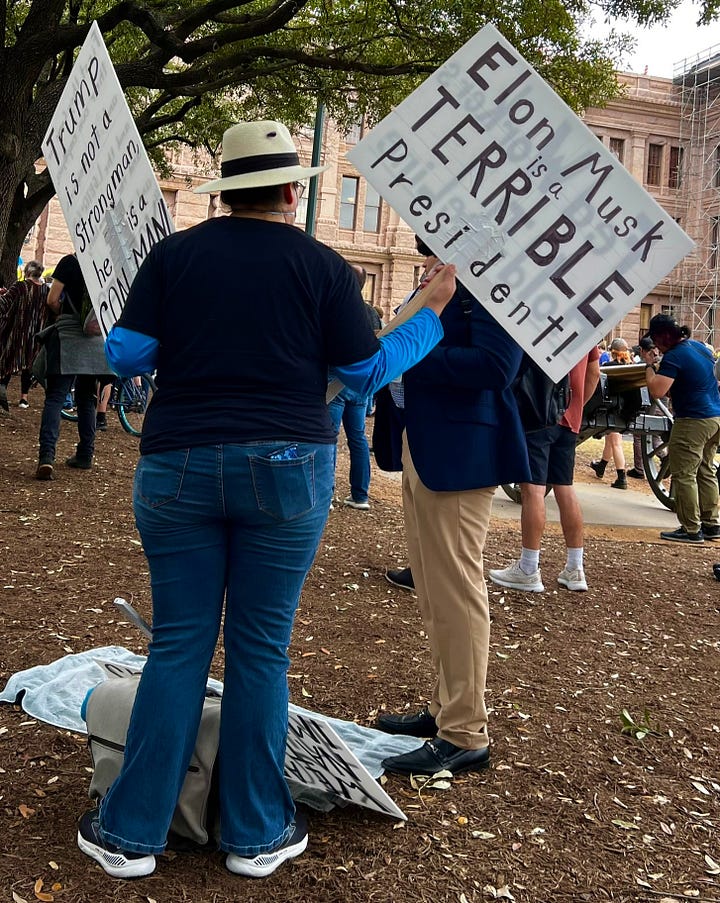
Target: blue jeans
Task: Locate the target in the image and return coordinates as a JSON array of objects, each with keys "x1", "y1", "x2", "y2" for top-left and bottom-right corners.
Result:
[
  {"x1": 329, "y1": 396, "x2": 370, "y2": 503},
  {"x1": 39, "y1": 374, "x2": 97, "y2": 462},
  {"x1": 99, "y1": 442, "x2": 334, "y2": 856}
]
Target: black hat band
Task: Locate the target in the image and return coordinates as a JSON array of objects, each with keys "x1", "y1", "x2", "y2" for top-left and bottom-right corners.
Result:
[{"x1": 221, "y1": 152, "x2": 300, "y2": 178}]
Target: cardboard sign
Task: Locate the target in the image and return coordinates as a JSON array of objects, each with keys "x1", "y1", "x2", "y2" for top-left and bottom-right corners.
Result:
[
  {"x1": 285, "y1": 710, "x2": 406, "y2": 820},
  {"x1": 41, "y1": 21, "x2": 173, "y2": 337},
  {"x1": 348, "y1": 24, "x2": 694, "y2": 381},
  {"x1": 93, "y1": 660, "x2": 405, "y2": 820}
]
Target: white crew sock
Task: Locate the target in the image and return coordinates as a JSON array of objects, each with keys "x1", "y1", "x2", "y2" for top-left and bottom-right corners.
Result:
[
  {"x1": 566, "y1": 547, "x2": 584, "y2": 571},
  {"x1": 519, "y1": 548, "x2": 540, "y2": 575}
]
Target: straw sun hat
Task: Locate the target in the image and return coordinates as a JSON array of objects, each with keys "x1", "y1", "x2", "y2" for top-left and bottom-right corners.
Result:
[{"x1": 195, "y1": 120, "x2": 329, "y2": 194}]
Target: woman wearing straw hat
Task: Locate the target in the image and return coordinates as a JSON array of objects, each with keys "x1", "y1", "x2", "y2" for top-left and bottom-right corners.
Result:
[{"x1": 75, "y1": 120, "x2": 456, "y2": 880}]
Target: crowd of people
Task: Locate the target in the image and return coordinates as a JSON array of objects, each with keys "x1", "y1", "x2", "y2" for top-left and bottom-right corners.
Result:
[{"x1": 2, "y1": 117, "x2": 720, "y2": 884}]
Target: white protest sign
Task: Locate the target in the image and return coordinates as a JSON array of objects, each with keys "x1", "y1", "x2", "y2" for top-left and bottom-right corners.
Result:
[
  {"x1": 348, "y1": 24, "x2": 694, "y2": 381},
  {"x1": 92, "y1": 661, "x2": 405, "y2": 820},
  {"x1": 41, "y1": 21, "x2": 173, "y2": 337},
  {"x1": 285, "y1": 709, "x2": 406, "y2": 820}
]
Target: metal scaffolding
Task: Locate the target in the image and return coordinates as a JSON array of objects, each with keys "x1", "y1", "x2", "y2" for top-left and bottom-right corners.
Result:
[{"x1": 671, "y1": 45, "x2": 720, "y2": 343}]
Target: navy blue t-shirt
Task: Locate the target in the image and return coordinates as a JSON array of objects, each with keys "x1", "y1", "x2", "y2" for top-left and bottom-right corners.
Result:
[
  {"x1": 117, "y1": 217, "x2": 379, "y2": 454},
  {"x1": 53, "y1": 254, "x2": 86, "y2": 318},
  {"x1": 658, "y1": 339, "x2": 720, "y2": 419}
]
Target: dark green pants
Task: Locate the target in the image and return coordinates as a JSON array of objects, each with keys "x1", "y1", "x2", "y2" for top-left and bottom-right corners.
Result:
[{"x1": 669, "y1": 416, "x2": 720, "y2": 533}]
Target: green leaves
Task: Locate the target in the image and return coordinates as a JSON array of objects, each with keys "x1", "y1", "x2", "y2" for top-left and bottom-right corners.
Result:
[
  {"x1": 619, "y1": 708, "x2": 662, "y2": 740},
  {"x1": 0, "y1": 0, "x2": 718, "y2": 283}
]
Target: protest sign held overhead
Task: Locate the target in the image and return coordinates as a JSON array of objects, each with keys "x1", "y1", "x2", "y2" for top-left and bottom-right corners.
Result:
[
  {"x1": 41, "y1": 21, "x2": 173, "y2": 337},
  {"x1": 348, "y1": 24, "x2": 694, "y2": 381}
]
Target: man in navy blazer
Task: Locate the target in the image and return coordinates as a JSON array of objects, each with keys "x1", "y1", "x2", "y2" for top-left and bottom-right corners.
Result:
[{"x1": 379, "y1": 278, "x2": 530, "y2": 776}]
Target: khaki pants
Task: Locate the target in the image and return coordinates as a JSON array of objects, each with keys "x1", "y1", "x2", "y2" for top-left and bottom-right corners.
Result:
[
  {"x1": 401, "y1": 439, "x2": 494, "y2": 750},
  {"x1": 669, "y1": 416, "x2": 720, "y2": 533}
]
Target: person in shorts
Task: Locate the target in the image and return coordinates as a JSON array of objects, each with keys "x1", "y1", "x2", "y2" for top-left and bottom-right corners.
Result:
[{"x1": 489, "y1": 347, "x2": 600, "y2": 593}]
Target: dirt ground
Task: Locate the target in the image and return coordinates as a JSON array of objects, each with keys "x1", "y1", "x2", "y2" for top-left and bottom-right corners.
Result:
[{"x1": 1, "y1": 388, "x2": 720, "y2": 903}]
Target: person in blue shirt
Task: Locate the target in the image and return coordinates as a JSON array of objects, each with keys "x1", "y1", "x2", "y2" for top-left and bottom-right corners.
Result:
[
  {"x1": 642, "y1": 313, "x2": 720, "y2": 544},
  {"x1": 75, "y1": 120, "x2": 456, "y2": 881},
  {"x1": 328, "y1": 263, "x2": 378, "y2": 510}
]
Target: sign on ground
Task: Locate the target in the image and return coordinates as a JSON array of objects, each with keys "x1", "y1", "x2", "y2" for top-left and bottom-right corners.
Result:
[{"x1": 93, "y1": 660, "x2": 405, "y2": 820}]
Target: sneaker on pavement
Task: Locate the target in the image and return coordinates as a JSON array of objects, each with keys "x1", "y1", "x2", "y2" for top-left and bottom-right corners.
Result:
[
  {"x1": 76, "y1": 809, "x2": 156, "y2": 879},
  {"x1": 557, "y1": 567, "x2": 588, "y2": 592},
  {"x1": 385, "y1": 567, "x2": 415, "y2": 591},
  {"x1": 702, "y1": 524, "x2": 720, "y2": 541},
  {"x1": 343, "y1": 496, "x2": 370, "y2": 510},
  {"x1": 226, "y1": 810, "x2": 308, "y2": 878},
  {"x1": 660, "y1": 527, "x2": 704, "y2": 544},
  {"x1": 488, "y1": 560, "x2": 544, "y2": 592}
]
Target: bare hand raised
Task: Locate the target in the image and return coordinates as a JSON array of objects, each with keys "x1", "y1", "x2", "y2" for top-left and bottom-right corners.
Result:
[{"x1": 417, "y1": 263, "x2": 457, "y2": 317}]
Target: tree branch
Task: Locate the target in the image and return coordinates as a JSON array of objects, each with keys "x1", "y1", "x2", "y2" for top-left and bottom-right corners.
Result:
[{"x1": 136, "y1": 96, "x2": 203, "y2": 134}]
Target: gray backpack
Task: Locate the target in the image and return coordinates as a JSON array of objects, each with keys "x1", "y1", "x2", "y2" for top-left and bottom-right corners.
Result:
[{"x1": 84, "y1": 674, "x2": 221, "y2": 849}]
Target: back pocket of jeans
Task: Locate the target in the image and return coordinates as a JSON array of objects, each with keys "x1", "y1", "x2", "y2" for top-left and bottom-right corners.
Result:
[
  {"x1": 249, "y1": 452, "x2": 315, "y2": 521},
  {"x1": 136, "y1": 449, "x2": 190, "y2": 508}
]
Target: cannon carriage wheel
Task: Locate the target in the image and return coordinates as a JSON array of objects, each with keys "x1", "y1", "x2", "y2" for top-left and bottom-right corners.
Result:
[{"x1": 640, "y1": 432, "x2": 675, "y2": 511}]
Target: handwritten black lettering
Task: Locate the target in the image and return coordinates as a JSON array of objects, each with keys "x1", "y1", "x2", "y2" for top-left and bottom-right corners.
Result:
[
  {"x1": 412, "y1": 84, "x2": 461, "y2": 132},
  {"x1": 578, "y1": 271, "x2": 634, "y2": 327}
]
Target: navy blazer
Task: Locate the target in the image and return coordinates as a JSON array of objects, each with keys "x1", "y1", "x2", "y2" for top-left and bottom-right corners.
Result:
[{"x1": 403, "y1": 284, "x2": 531, "y2": 492}]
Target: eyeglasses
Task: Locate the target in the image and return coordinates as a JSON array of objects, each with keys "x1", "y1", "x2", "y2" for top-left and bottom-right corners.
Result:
[{"x1": 293, "y1": 181, "x2": 306, "y2": 199}]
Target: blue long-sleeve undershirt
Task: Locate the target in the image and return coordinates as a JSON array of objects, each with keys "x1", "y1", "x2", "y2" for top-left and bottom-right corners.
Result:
[{"x1": 105, "y1": 308, "x2": 443, "y2": 395}]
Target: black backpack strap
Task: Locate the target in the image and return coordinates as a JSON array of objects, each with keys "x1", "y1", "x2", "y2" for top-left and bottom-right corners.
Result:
[{"x1": 457, "y1": 290, "x2": 474, "y2": 344}]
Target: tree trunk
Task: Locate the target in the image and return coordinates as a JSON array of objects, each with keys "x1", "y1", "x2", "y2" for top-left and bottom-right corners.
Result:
[{"x1": 0, "y1": 165, "x2": 54, "y2": 287}]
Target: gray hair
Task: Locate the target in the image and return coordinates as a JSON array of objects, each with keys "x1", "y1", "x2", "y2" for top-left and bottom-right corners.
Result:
[{"x1": 24, "y1": 260, "x2": 44, "y2": 280}]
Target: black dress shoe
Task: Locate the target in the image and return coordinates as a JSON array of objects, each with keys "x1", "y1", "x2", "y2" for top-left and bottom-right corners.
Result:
[
  {"x1": 376, "y1": 706, "x2": 437, "y2": 738},
  {"x1": 385, "y1": 567, "x2": 414, "y2": 591},
  {"x1": 382, "y1": 738, "x2": 490, "y2": 776}
]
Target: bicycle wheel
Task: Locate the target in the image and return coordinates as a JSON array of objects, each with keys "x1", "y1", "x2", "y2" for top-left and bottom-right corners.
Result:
[
  {"x1": 60, "y1": 382, "x2": 78, "y2": 423},
  {"x1": 117, "y1": 375, "x2": 155, "y2": 436}
]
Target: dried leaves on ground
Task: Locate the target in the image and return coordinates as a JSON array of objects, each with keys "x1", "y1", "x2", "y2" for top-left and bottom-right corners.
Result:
[{"x1": 1, "y1": 398, "x2": 719, "y2": 903}]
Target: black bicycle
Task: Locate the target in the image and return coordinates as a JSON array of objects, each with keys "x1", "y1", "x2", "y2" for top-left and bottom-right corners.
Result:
[{"x1": 61, "y1": 374, "x2": 155, "y2": 437}]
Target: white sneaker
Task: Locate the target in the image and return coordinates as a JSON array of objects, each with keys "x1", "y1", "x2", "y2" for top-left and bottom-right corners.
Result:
[
  {"x1": 488, "y1": 560, "x2": 544, "y2": 592},
  {"x1": 77, "y1": 810, "x2": 156, "y2": 879},
  {"x1": 226, "y1": 812, "x2": 308, "y2": 878},
  {"x1": 557, "y1": 567, "x2": 588, "y2": 591},
  {"x1": 343, "y1": 496, "x2": 370, "y2": 510}
]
